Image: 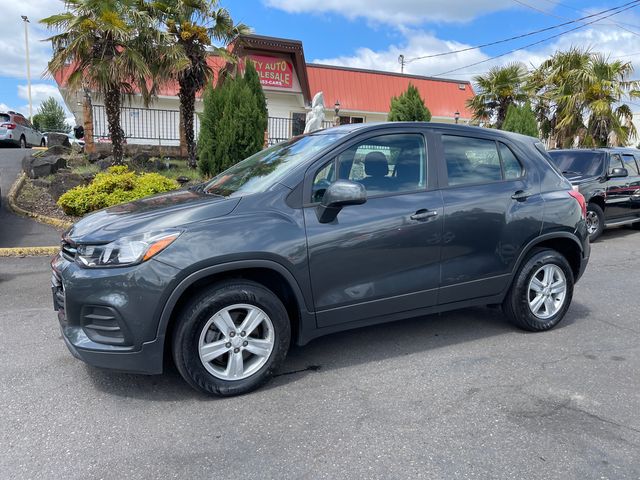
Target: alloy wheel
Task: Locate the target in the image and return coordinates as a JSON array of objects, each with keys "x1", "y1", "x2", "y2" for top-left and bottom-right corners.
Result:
[
  {"x1": 527, "y1": 264, "x2": 567, "y2": 319},
  {"x1": 585, "y1": 210, "x2": 599, "y2": 235},
  {"x1": 198, "y1": 304, "x2": 275, "y2": 381}
]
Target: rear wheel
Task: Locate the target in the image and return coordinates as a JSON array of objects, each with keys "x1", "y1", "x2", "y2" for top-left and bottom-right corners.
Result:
[
  {"x1": 19, "y1": 136, "x2": 26, "y2": 149},
  {"x1": 172, "y1": 280, "x2": 291, "y2": 396},
  {"x1": 40, "y1": 138, "x2": 46, "y2": 147},
  {"x1": 503, "y1": 249, "x2": 574, "y2": 332},
  {"x1": 585, "y1": 203, "x2": 604, "y2": 241}
]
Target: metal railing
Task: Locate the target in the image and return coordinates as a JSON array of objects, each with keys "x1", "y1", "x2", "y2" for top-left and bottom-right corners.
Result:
[{"x1": 92, "y1": 105, "x2": 333, "y2": 146}]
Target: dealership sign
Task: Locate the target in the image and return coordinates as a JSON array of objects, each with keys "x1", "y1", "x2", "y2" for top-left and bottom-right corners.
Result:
[{"x1": 249, "y1": 55, "x2": 294, "y2": 89}]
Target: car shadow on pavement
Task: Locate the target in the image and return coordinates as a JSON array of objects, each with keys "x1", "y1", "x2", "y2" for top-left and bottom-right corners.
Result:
[
  {"x1": 598, "y1": 225, "x2": 639, "y2": 241},
  {"x1": 85, "y1": 302, "x2": 587, "y2": 401}
]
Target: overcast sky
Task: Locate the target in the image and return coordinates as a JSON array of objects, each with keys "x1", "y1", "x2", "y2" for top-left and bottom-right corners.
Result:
[{"x1": 3, "y1": 0, "x2": 640, "y2": 123}]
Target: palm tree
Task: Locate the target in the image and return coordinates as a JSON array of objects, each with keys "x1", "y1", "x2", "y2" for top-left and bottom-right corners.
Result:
[
  {"x1": 530, "y1": 48, "x2": 640, "y2": 147},
  {"x1": 42, "y1": 0, "x2": 167, "y2": 163},
  {"x1": 581, "y1": 55, "x2": 639, "y2": 146},
  {"x1": 145, "y1": 1, "x2": 250, "y2": 168},
  {"x1": 467, "y1": 63, "x2": 529, "y2": 128}
]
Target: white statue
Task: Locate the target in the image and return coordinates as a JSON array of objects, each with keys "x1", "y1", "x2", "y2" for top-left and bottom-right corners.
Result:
[{"x1": 304, "y1": 92, "x2": 326, "y2": 133}]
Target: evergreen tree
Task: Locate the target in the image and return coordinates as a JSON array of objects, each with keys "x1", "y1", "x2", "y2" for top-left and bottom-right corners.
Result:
[
  {"x1": 388, "y1": 84, "x2": 432, "y2": 122},
  {"x1": 502, "y1": 102, "x2": 539, "y2": 137},
  {"x1": 31, "y1": 97, "x2": 70, "y2": 133},
  {"x1": 198, "y1": 62, "x2": 269, "y2": 177}
]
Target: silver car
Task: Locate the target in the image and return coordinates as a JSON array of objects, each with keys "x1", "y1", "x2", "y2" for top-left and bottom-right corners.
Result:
[{"x1": 0, "y1": 111, "x2": 45, "y2": 148}]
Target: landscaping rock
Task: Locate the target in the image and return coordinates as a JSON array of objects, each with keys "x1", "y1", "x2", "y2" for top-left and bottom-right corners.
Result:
[
  {"x1": 96, "y1": 157, "x2": 114, "y2": 171},
  {"x1": 46, "y1": 132, "x2": 71, "y2": 148},
  {"x1": 88, "y1": 151, "x2": 109, "y2": 163},
  {"x1": 22, "y1": 152, "x2": 67, "y2": 179},
  {"x1": 43, "y1": 145, "x2": 71, "y2": 157},
  {"x1": 176, "y1": 176, "x2": 191, "y2": 185},
  {"x1": 129, "y1": 152, "x2": 152, "y2": 171},
  {"x1": 48, "y1": 170, "x2": 86, "y2": 201}
]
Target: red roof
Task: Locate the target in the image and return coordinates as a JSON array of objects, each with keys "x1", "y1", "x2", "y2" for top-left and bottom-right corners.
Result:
[
  {"x1": 54, "y1": 53, "x2": 474, "y2": 118},
  {"x1": 307, "y1": 64, "x2": 474, "y2": 119}
]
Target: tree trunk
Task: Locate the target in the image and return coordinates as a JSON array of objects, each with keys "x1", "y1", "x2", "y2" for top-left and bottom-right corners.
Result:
[
  {"x1": 179, "y1": 82, "x2": 197, "y2": 169},
  {"x1": 104, "y1": 87, "x2": 124, "y2": 164},
  {"x1": 82, "y1": 91, "x2": 94, "y2": 154}
]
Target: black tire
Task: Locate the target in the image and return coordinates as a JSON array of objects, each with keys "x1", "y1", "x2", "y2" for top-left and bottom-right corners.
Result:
[
  {"x1": 172, "y1": 280, "x2": 291, "y2": 396},
  {"x1": 631, "y1": 220, "x2": 640, "y2": 230},
  {"x1": 586, "y1": 203, "x2": 604, "y2": 242},
  {"x1": 503, "y1": 249, "x2": 574, "y2": 332},
  {"x1": 19, "y1": 136, "x2": 26, "y2": 149},
  {"x1": 40, "y1": 138, "x2": 46, "y2": 147}
]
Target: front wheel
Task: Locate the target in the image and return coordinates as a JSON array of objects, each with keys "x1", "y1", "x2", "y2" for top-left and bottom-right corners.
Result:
[
  {"x1": 172, "y1": 280, "x2": 291, "y2": 396},
  {"x1": 503, "y1": 249, "x2": 574, "y2": 332},
  {"x1": 585, "y1": 203, "x2": 604, "y2": 241}
]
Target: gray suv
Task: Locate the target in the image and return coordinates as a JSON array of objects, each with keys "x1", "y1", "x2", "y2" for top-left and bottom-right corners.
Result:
[
  {"x1": 0, "y1": 111, "x2": 45, "y2": 148},
  {"x1": 51, "y1": 123, "x2": 590, "y2": 396}
]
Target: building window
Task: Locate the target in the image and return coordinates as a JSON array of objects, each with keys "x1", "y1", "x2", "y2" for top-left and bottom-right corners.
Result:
[
  {"x1": 292, "y1": 112, "x2": 306, "y2": 136},
  {"x1": 338, "y1": 116, "x2": 364, "y2": 125}
]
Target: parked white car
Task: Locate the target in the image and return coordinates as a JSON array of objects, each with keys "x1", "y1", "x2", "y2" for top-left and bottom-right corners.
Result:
[{"x1": 0, "y1": 111, "x2": 45, "y2": 148}]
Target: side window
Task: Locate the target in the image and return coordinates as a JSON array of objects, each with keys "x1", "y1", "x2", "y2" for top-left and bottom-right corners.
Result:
[
  {"x1": 622, "y1": 154, "x2": 640, "y2": 175},
  {"x1": 311, "y1": 133, "x2": 426, "y2": 201},
  {"x1": 443, "y1": 135, "x2": 502, "y2": 186},
  {"x1": 498, "y1": 142, "x2": 524, "y2": 179},
  {"x1": 609, "y1": 154, "x2": 624, "y2": 173}
]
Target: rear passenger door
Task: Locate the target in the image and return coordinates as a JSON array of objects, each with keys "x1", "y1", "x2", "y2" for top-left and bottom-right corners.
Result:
[{"x1": 436, "y1": 133, "x2": 544, "y2": 305}]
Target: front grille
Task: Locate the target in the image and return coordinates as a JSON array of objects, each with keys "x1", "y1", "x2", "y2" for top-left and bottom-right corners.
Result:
[
  {"x1": 61, "y1": 240, "x2": 77, "y2": 261},
  {"x1": 51, "y1": 269, "x2": 66, "y2": 324}
]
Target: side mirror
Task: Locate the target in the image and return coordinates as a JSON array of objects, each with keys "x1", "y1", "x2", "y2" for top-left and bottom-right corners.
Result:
[
  {"x1": 609, "y1": 167, "x2": 628, "y2": 179},
  {"x1": 316, "y1": 180, "x2": 367, "y2": 223}
]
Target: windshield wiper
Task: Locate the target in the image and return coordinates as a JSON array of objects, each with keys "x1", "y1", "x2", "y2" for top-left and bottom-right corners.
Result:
[{"x1": 562, "y1": 170, "x2": 581, "y2": 176}]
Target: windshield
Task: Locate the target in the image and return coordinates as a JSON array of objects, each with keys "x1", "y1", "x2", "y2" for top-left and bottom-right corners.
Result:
[
  {"x1": 203, "y1": 134, "x2": 343, "y2": 197},
  {"x1": 548, "y1": 151, "x2": 605, "y2": 176}
]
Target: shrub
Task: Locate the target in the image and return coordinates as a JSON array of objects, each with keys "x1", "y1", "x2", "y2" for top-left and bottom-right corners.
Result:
[
  {"x1": 57, "y1": 165, "x2": 178, "y2": 216},
  {"x1": 501, "y1": 102, "x2": 539, "y2": 137},
  {"x1": 388, "y1": 84, "x2": 432, "y2": 122},
  {"x1": 198, "y1": 60, "x2": 268, "y2": 177}
]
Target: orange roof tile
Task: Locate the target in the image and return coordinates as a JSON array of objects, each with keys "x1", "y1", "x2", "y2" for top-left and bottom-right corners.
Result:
[{"x1": 307, "y1": 64, "x2": 474, "y2": 119}]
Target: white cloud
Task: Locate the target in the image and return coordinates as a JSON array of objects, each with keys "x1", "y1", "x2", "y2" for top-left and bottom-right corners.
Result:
[
  {"x1": 1, "y1": 1, "x2": 62, "y2": 79},
  {"x1": 18, "y1": 82, "x2": 64, "y2": 104},
  {"x1": 312, "y1": 24, "x2": 640, "y2": 83},
  {"x1": 265, "y1": 0, "x2": 516, "y2": 25}
]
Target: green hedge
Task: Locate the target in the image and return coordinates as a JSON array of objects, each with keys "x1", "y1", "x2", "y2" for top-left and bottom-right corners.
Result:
[{"x1": 58, "y1": 166, "x2": 178, "y2": 216}]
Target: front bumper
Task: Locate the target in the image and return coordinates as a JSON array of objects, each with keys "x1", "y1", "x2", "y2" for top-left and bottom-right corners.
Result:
[{"x1": 51, "y1": 253, "x2": 180, "y2": 374}]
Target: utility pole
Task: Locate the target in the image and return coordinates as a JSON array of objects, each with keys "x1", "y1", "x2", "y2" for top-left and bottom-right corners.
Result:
[
  {"x1": 21, "y1": 15, "x2": 33, "y2": 121},
  {"x1": 398, "y1": 54, "x2": 405, "y2": 74}
]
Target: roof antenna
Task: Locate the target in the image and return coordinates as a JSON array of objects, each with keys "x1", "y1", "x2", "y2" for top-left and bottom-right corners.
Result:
[{"x1": 398, "y1": 54, "x2": 405, "y2": 74}]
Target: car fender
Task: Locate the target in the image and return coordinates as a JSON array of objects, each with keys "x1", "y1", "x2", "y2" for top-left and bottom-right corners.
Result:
[{"x1": 155, "y1": 259, "x2": 312, "y2": 340}]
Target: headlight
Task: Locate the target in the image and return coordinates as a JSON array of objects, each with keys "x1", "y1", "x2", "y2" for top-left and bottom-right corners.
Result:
[{"x1": 76, "y1": 230, "x2": 181, "y2": 268}]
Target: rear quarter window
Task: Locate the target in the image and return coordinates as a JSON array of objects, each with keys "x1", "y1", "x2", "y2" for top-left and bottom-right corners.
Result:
[{"x1": 0, "y1": 114, "x2": 10, "y2": 123}]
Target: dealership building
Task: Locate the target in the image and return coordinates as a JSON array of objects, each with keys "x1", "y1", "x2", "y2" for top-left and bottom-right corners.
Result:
[{"x1": 54, "y1": 34, "x2": 475, "y2": 146}]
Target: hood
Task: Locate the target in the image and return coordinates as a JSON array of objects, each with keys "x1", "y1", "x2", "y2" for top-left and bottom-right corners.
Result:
[{"x1": 66, "y1": 189, "x2": 241, "y2": 243}]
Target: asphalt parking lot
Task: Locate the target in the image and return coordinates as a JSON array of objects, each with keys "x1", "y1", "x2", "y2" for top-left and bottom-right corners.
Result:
[
  {"x1": 1, "y1": 227, "x2": 639, "y2": 479},
  {"x1": 0, "y1": 147, "x2": 63, "y2": 248}
]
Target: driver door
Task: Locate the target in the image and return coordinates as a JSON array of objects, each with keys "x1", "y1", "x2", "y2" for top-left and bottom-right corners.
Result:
[{"x1": 303, "y1": 130, "x2": 443, "y2": 328}]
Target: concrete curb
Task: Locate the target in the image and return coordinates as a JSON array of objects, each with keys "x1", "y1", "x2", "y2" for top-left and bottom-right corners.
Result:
[
  {"x1": 7, "y1": 173, "x2": 74, "y2": 231},
  {"x1": 0, "y1": 246, "x2": 59, "y2": 257}
]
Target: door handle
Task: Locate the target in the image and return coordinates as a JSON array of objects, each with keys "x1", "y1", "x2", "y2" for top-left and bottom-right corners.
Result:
[
  {"x1": 410, "y1": 209, "x2": 439, "y2": 221},
  {"x1": 511, "y1": 190, "x2": 531, "y2": 201}
]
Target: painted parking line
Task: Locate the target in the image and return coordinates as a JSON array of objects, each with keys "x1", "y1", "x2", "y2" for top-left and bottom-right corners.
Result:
[{"x1": 0, "y1": 246, "x2": 59, "y2": 257}]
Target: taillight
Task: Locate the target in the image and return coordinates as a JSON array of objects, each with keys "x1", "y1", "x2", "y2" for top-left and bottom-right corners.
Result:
[
  {"x1": 1, "y1": 123, "x2": 16, "y2": 130},
  {"x1": 568, "y1": 190, "x2": 587, "y2": 219}
]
